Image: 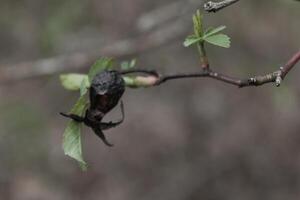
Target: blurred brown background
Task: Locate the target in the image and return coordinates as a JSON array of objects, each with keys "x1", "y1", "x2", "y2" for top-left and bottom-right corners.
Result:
[{"x1": 1, "y1": 0, "x2": 300, "y2": 199}]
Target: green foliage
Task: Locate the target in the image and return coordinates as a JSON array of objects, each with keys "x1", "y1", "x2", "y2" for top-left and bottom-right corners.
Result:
[
  {"x1": 80, "y1": 76, "x2": 90, "y2": 96},
  {"x1": 204, "y1": 26, "x2": 226, "y2": 38},
  {"x1": 204, "y1": 34, "x2": 231, "y2": 48},
  {"x1": 62, "y1": 95, "x2": 89, "y2": 170},
  {"x1": 63, "y1": 121, "x2": 86, "y2": 170},
  {"x1": 183, "y1": 35, "x2": 203, "y2": 47},
  {"x1": 60, "y1": 74, "x2": 89, "y2": 91},
  {"x1": 193, "y1": 10, "x2": 204, "y2": 37},
  {"x1": 184, "y1": 10, "x2": 231, "y2": 48},
  {"x1": 60, "y1": 57, "x2": 116, "y2": 170},
  {"x1": 121, "y1": 59, "x2": 137, "y2": 70}
]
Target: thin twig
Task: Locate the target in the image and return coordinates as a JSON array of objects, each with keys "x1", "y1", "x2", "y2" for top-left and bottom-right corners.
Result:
[
  {"x1": 281, "y1": 51, "x2": 300, "y2": 78},
  {"x1": 204, "y1": 0, "x2": 240, "y2": 12},
  {"x1": 157, "y1": 72, "x2": 208, "y2": 84},
  {"x1": 123, "y1": 50, "x2": 300, "y2": 88},
  {"x1": 120, "y1": 69, "x2": 159, "y2": 76}
]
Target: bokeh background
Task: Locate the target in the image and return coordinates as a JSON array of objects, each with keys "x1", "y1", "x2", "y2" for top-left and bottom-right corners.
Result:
[{"x1": 1, "y1": 0, "x2": 300, "y2": 199}]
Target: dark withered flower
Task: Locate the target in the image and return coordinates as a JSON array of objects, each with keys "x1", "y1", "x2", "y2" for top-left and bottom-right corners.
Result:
[{"x1": 61, "y1": 70, "x2": 125, "y2": 146}]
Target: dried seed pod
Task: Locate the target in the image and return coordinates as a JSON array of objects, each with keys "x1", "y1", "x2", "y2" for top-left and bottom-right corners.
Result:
[
  {"x1": 61, "y1": 70, "x2": 125, "y2": 147},
  {"x1": 89, "y1": 70, "x2": 125, "y2": 114}
]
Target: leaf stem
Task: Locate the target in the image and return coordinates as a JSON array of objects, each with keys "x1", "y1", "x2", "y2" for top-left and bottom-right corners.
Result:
[{"x1": 197, "y1": 42, "x2": 210, "y2": 70}]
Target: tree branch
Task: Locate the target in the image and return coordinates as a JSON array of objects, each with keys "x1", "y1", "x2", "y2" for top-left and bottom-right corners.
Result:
[
  {"x1": 204, "y1": 0, "x2": 240, "y2": 12},
  {"x1": 123, "y1": 50, "x2": 300, "y2": 88}
]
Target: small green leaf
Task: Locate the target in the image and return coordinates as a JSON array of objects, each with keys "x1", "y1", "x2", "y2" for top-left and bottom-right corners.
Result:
[
  {"x1": 69, "y1": 94, "x2": 88, "y2": 125},
  {"x1": 204, "y1": 34, "x2": 231, "y2": 48},
  {"x1": 183, "y1": 35, "x2": 202, "y2": 47},
  {"x1": 88, "y1": 58, "x2": 114, "y2": 82},
  {"x1": 193, "y1": 10, "x2": 203, "y2": 37},
  {"x1": 60, "y1": 74, "x2": 89, "y2": 91},
  {"x1": 130, "y1": 59, "x2": 137, "y2": 68},
  {"x1": 63, "y1": 121, "x2": 87, "y2": 170},
  {"x1": 204, "y1": 26, "x2": 226, "y2": 38},
  {"x1": 121, "y1": 59, "x2": 137, "y2": 70},
  {"x1": 121, "y1": 62, "x2": 129, "y2": 70},
  {"x1": 63, "y1": 95, "x2": 89, "y2": 170},
  {"x1": 80, "y1": 78, "x2": 90, "y2": 96}
]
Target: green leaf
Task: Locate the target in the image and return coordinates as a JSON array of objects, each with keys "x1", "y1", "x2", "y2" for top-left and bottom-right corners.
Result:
[
  {"x1": 130, "y1": 59, "x2": 137, "y2": 68},
  {"x1": 204, "y1": 26, "x2": 226, "y2": 38},
  {"x1": 80, "y1": 78, "x2": 90, "y2": 96},
  {"x1": 121, "y1": 62, "x2": 129, "y2": 70},
  {"x1": 62, "y1": 95, "x2": 89, "y2": 170},
  {"x1": 63, "y1": 121, "x2": 86, "y2": 170},
  {"x1": 60, "y1": 74, "x2": 89, "y2": 91},
  {"x1": 88, "y1": 58, "x2": 114, "y2": 82},
  {"x1": 121, "y1": 59, "x2": 137, "y2": 70},
  {"x1": 183, "y1": 35, "x2": 203, "y2": 47},
  {"x1": 204, "y1": 34, "x2": 231, "y2": 48},
  {"x1": 193, "y1": 10, "x2": 203, "y2": 37}
]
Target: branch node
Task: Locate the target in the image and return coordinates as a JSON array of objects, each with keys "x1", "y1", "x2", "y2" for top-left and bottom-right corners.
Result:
[
  {"x1": 275, "y1": 71, "x2": 283, "y2": 87},
  {"x1": 249, "y1": 77, "x2": 256, "y2": 84},
  {"x1": 204, "y1": 2, "x2": 216, "y2": 12},
  {"x1": 204, "y1": 0, "x2": 239, "y2": 13},
  {"x1": 275, "y1": 76, "x2": 282, "y2": 87}
]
